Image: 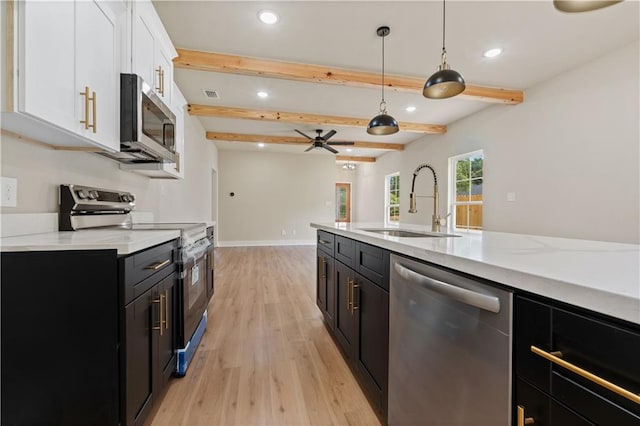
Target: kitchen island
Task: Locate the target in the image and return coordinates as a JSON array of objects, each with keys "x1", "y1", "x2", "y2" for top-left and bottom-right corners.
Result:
[
  {"x1": 311, "y1": 222, "x2": 640, "y2": 325},
  {"x1": 311, "y1": 222, "x2": 640, "y2": 426}
]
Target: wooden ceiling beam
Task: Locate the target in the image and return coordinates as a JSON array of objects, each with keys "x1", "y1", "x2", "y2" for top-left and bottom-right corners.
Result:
[
  {"x1": 205, "y1": 131, "x2": 404, "y2": 150},
  {"x1": 175, "y1": 49, "x2": 524, "y2": 105},
  {"x1": 189, "y1": 105, "x2": 446, "y2": 134},
  {"x1": 336, "y1": 155, "x2": 376, "y2": 163}
]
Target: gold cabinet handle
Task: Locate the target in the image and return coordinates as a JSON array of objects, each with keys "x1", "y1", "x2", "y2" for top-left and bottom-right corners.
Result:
[
  {"x1": 347, "y1": 277, "x2": 352, "y2": 311},
  {"x1": 160, "y1": 68, "x2": 165, "y2": 96},
  {"x1": 90, "y1": 90, "x2": 96, "y2": 133},
  {"x1": 516, "y1": 405, "x2": 535, "y2": 426},
  {"x1": 156, "y1": 66, "x2": 162, "y2": 93},
  {"x1": 320, "y1": 258, "x2": 326, "y2": 279},
  {"x1": 145, "y1": 259, "x2": 170, "y2": 270},
  {"x1": 351, "y1": 283, "x2": 360, "y2": 314},
  {"x1": 152, "y1": 294, "x2": 163, "y2": 336},
  {"x1": 164, "y1": 289, "x2": 169, "y2": 330},
  {"x1": 80, "y1": 86, "x2": 90, "y2": 129},
  {"x1": 530, "y1": 345, "x2": 640, "y2": 405}
]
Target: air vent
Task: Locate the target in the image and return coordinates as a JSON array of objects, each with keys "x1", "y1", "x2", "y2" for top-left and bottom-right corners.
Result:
[{"x1": 203, "y1": 89, "x2": 220, "y2": 99}]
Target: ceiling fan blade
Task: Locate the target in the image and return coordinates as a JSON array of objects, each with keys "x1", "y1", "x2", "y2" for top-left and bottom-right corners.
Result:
[
  {"x1": 295, "y1": 129, "x2": 314, "y2": 140},
  {"x1": 327, "y1": 141, "x2": 355, "y2": 146},
  {"x1": 324, "y1": 145, "x2": 339, "y2": 154},
  {"x1": 304, "y1": 144, "x2": 314, "y2": 152},
  {"x1": 322, "y1": 130, "x2": 337, "y2": 141}
]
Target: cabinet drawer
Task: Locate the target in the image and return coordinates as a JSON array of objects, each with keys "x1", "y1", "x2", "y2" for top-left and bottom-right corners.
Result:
[
  {"x1": 355, "y1": 242, "x2": 390, "y2": 291},
  {"x1": 121, "y1": 239, "x2": 178, "y2": 305},
  {"x1": 335, "y1": 235, "x2": 355, "y2": 268},
  {"x1": 317, "y1": 230, "x2": 334, "y2": 255}
]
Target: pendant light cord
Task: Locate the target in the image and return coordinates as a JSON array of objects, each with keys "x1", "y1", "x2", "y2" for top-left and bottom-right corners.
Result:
[
  {"x1": 442, "y1": 0, "x2": 446, "y2": 53},
  {"x1": 381, "y1": 32, "x2": 385, "y2": 105}
]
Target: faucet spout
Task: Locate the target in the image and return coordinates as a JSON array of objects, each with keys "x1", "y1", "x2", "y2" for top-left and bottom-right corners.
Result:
[{"x1": 408, "y1": 163, "x2": 442, "y2": 232}]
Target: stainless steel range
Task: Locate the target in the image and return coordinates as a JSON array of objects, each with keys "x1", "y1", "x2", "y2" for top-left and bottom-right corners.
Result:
[{"x1": 59, "y1": 184, "x2": 214, "y2": 376}]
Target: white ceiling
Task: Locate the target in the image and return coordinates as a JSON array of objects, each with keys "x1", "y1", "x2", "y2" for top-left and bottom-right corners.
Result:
[{"x1": 153, "y1": 1, "x2": 639, "y2": 159}]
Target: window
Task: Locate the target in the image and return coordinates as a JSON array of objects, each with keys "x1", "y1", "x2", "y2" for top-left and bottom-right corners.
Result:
[
  {"x1": 449, "y1": 150, "x2": 483, "y2": 230},
  {"x1": 385, "y1": 173, "x2": 400, "y2": 225},
  {"x1": 335, "y1": 183, "x2": 351, "y2": 223}
]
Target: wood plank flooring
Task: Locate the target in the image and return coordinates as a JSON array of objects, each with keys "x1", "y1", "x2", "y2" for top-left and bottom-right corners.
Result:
[{"x1": 150, "y1": 246, "x2": 381, "y2": 426}]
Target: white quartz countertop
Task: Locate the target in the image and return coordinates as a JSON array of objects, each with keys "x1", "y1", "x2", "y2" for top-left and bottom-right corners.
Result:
[
  {"x1": 311, "y1": 222, "x2": 640, "y2": 326},
  {"x1": 0, "y1": 229, "x2": 181, "y2": 255}
]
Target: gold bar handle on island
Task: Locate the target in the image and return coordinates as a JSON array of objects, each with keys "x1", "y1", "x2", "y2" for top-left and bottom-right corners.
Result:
[
  {"x1": 351, "y1": 283, "x2": 359, "y2": 313},
  {"x1": 516, "y1": 406, "x2": 534, "y2": 426},
  {"x1": 152, "y1": 295, "x2": 163, "y2": 336},
  {"x1": 164, "y1": 289, "x2": 169, "y2": 330},
  {"x1": 146, "y1": 259, "x2": 170, "y2": 270},
  {"x1": 530, "y1": 345, "x2": 640, "y2": 405}
]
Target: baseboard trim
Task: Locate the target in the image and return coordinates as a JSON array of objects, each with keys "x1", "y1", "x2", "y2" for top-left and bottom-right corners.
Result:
[{"x1": 217, "y1": 239, "x2": 316, "y2": 247}]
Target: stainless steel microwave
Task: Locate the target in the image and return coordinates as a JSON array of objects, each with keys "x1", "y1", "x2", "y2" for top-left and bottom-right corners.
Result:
[{"x1": 100, "y1": 74, "x2": 176, "y2": 163}]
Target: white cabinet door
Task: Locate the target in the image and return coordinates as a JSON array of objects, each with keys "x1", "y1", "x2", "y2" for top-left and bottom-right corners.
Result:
[
  {"x1": 132, "y1": 10, "x2": 155, "y2": 86},
  {"x1": 20, "y1": 1, "x2": 75, "y2": 131},
  {"x1": 75, "y1": 0, "x2": 119, "y2": 151},
  {"x1": 156, "y1": 45, "x2": 172, "y2": 105}
]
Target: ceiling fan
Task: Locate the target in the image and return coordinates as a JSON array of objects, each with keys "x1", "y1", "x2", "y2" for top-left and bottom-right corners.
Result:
[{"x1": 295, "y1": 129, "x2": 354, "y2": 154}]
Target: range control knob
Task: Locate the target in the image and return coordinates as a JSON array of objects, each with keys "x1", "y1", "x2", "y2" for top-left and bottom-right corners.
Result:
[
  {"x1": 90, "y1": 190, "x2": 99, "y2": 199},
  {"x1": 77, "y1": 190, "x2": 88, "y2": 199},
  {"x1": 119, "y1": 194, "x2": 128, "y2": 203},
  {"x1": 128, "y1": 194, "x2": 135, "y2": 203}
]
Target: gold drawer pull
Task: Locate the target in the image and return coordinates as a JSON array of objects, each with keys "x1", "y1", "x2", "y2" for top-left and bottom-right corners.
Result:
[
  {"x1": 80, "y1": 86, "x2": 90, "y2": 129},
  {"x1": 351, "y1": 283, "x2": 359, "y2": 314},
  {"x1": 531, "y1": 345, "x2": 640, "y2": 405},
  {"x1": 164, "y1": 289, "x2": 169, "y2": 330},
  {"x1": 156, "y1": 66, "x2": 162, "y2": 93},
  {"x1": 146, "y1": 259, "x2": 170, "y2": 270},
  {"x1": 516, "y1": 405, "x2": 535, "y2": 425},
  {"x1": 152, "y1": 295, "x2": 163, "y2": 336},
  {"x1": 319, "y1": 239, "x2": 331, "y2": 245},
  {"x1": 90, "y1": 90, "x2": 96, "y2": 133}
]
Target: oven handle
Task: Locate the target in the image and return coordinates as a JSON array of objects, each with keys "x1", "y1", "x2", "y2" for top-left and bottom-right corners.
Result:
[{"x1": 393, "y1": 262, "x2": 501, "y2": 313}]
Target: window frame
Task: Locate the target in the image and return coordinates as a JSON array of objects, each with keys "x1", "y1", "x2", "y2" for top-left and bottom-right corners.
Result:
[
  {"x1": 448, "y1": 150, "x2": 484, "y2": 231},
  {"x1": 384, "y1": 172, "x2": 400, "y2": 226}
]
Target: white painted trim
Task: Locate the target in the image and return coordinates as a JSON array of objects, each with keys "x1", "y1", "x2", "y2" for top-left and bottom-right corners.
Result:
[{"x1": 217, "y1": 239, "x2": 315, "y2": 247}]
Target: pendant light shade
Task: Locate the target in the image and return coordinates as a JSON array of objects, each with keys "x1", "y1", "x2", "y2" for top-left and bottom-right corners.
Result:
[
  {"x1": 423, "y1": 0, "x2": 466, "y2": 100},
  {"x1": 367, "y1": 26, "x2": 399, "y2": 135},
  {"x1": 553, "y1": 0, "x2": 622, "y2": 13}
]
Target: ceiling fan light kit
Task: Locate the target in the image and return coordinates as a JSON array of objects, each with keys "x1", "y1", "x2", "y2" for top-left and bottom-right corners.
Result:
[
  {"x1": 367, "y1": 26, "x2": 399, "y2": 135},
  {"x1": 553, "y1": 0, "x2": 623, "y2": 13},
  {"x1": 423, "y1": 0, "x2": 466, "y2": 100}
]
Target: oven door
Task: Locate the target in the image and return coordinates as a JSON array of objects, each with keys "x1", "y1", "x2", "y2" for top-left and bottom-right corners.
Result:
[{"x1": 179, "y1": 255, "x2": 208, "y2": 348}]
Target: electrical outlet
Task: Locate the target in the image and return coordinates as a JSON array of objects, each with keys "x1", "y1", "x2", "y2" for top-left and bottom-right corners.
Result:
[
  {"x1": 1, "y1": 177, "x2": 17, "y2": 207},
  {"x1": 292, "y1": 229, "x2": 296, "y2": 236},
  {"x1": 281, "y1": 229, "x2": 286, "y2": 236},
  {"x1": 507, "y1": 192, "x2": 517, "y2": 202}
]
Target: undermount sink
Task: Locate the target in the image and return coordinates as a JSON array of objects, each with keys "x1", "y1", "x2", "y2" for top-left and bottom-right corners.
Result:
[{"x1": 359, "y1": 228, "x2": 460, "y2": 238}]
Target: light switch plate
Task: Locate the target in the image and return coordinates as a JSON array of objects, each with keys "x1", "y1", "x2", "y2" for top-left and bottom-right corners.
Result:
[
  {"x1": 507, "y1": 192, "x2": 517, "y2": 202},
  {"x1": 1, "y1": 177, "x2": 17, "y2": 207}
]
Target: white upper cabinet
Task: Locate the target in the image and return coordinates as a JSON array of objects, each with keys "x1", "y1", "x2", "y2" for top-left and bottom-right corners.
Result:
[
  {"x1": 2, "y1": 0, "x2": 122, "y2": 151},
  {"x1": 131, "y1": 0, "x2": 176, "y2": 106},
  {"x1": 75, "y1": 0, "x2": 118, "y2": 149}
]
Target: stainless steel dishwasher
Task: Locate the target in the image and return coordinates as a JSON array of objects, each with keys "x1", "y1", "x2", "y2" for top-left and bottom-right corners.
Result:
[{"x1": 389, "y1": 254, "x2": 513, "y2": 426}]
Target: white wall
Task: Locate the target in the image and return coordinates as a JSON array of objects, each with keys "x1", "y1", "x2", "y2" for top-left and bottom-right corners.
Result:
[
  {"x1": 217, "y1": 150, "x2": 335, "y2": 245},
  {"x1": 353, "y1": 40, "x2": 640, "y2": 244},
  {"x1": 0, "y1": 114, "x2": 218, "y2": 222}
]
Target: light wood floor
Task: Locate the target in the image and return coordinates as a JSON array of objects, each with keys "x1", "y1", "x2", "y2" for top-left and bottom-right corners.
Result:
[{"x1": 151, "y1": 246, "x2": 381, "y2": 426}]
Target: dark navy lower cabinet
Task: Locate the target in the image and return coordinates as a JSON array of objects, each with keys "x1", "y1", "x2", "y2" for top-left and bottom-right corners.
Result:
[{"x1": 514, "y1": 295, "x2": 640, "y2": 426}]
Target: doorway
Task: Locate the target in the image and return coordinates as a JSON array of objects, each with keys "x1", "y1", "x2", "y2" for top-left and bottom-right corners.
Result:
[{"x1": 335, "y1": 183, "x2": 351, "y2": 223}]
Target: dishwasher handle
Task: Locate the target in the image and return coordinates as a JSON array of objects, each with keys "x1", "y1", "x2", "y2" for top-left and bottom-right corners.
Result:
[{"x1": 394, "y1": 262, "x2": 501, "y2": 313}]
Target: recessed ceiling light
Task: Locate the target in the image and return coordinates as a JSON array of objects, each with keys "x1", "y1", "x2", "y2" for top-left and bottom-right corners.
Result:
[
  {"x1": 346, "y1": 148, "x2": 353, "y2": 152},
  {"x1": 256, "y1": 91, "x2": 269, "y2": 98},
  {"x1": 258, "y1": 10, "x2": 279, "y2": 25},
  {"x1": 483, "y1": 48, "x2": 503, "y2": 58},
  {"x1": 258, "y1": 143, "x2": 265, "y2": 148},
  {"x1": 405, "y1": 106, "x2": 417, "y2": 113}
]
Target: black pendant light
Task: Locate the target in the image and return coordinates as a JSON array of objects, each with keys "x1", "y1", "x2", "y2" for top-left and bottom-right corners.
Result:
[
  {"x1": 367, "y1": 26, "x2": 399, "y2": 136},
  {"x1": 423, "y1": 0, "x2": 466, "y2": 99},
  {"x1": 553, "y1": 1, "x2": 622, "y2": 13}
]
